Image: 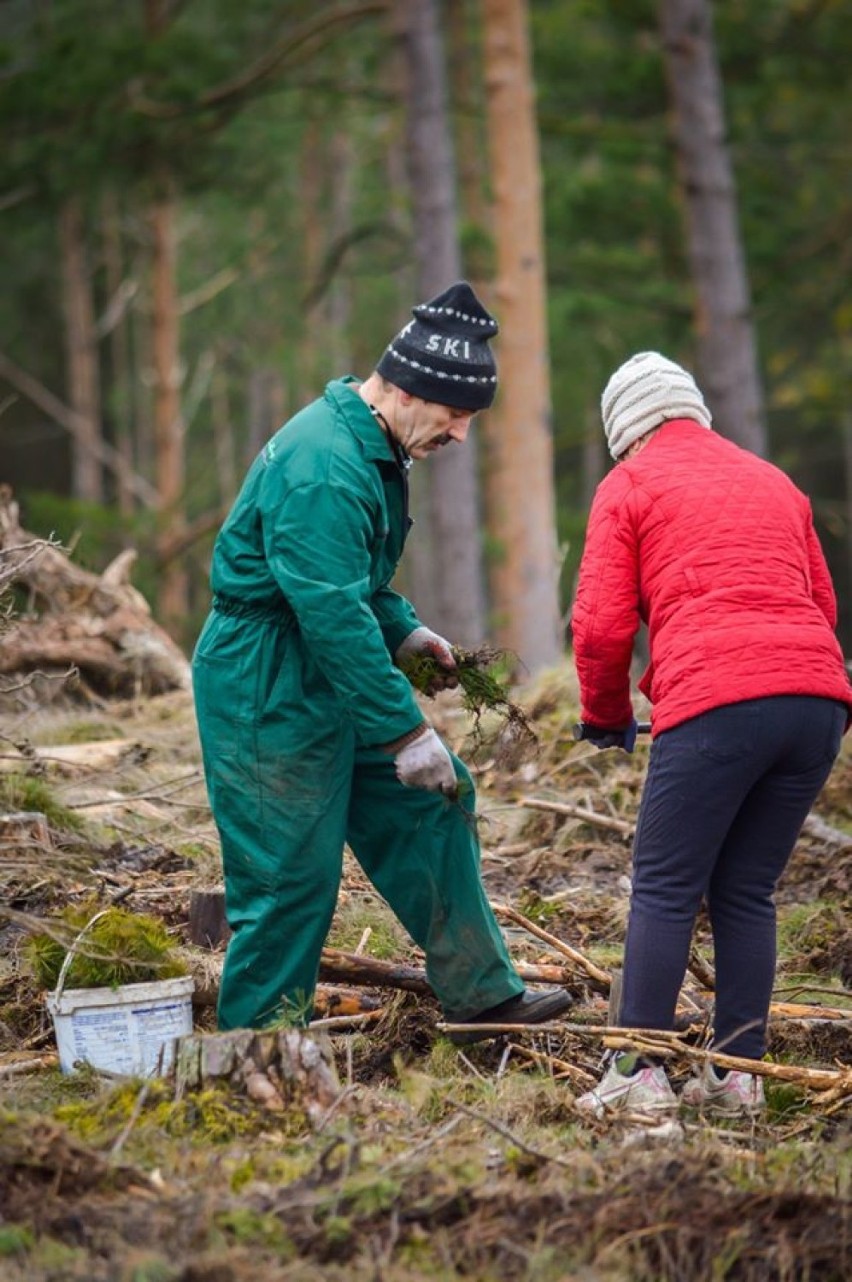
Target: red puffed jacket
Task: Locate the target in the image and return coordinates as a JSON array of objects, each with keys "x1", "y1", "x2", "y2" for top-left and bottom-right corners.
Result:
[{"x1": 572, "y1": 419, "x2": 852, "y2": 735}]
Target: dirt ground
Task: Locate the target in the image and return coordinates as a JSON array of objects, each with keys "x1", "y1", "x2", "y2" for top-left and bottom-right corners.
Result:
[{"x1": 0, "y1": 672, "x2": 850, "y2": 1281}]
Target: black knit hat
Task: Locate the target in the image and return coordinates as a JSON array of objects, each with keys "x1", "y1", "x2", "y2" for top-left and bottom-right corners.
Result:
[{"x1": 376, "y1": 281, "x2": 499, "y2": 411}]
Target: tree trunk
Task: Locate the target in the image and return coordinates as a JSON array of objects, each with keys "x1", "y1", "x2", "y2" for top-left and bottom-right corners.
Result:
[
  {"x1": 394, "y1": 0, "x2": 487, "y2": 646},
  {"x1": 101, "y1": 189, "x2": 136, "y2": 517},
  {"x1": 58, "y1": 195, "x2": 102, "y2": 503},
  {"x1": 328, "y1": 128, "x2": 354, "y2": 373},
  {"x1": 659, "y1": 0, "x2": 767, "y2": 456},
  {"x1": 149, "y1": 187, "x2": 189, "y2": 636},
  {"x1": 480, "y1": 0, "x2": 562, "y2": 672},
  {"x1": 297, "y1": 116, "x2": 325, "y2": 405},
  {"x1": 843, "y1": 412, "x2": 852, "y2": 645},
  {"x1": 210, "y1": 360, "x2": 237, "y2": 507},
  {"x1": 247, "y1": 367, "x2": 286, "y2": 464}
]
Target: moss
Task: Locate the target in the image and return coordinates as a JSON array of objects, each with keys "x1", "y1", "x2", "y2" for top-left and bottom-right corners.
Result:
[
  {"x1": 765, "y1": 1081, "x2": 808, "y2": 1122},
  {"x1": 0, "y1": 1225, "x2": 35, "y2": 1258},
  {"x1": 213, "y1": 1208, "x2": 295, "y2": 1259},
  {"x1": 27, "y1": 900, "x2": 188, "y2": 990},
  {"x1": 0, "y1": 772, "x2": 86, "y2": 833},
  {"x1": 517, "y1": 889, "x2": 561, "y2": 925},
  {"x1": 56, "y1": 1081, "x2": 274, "y2": 1149},
  {"x1": 123, "y1": 1259, "x2": 180, "y2": 1282},
  {"x1": 327, "y1": 896, "x2": 409, "y2": 961},
  {"x1": 44, "y1": 720, "x2": 125, "y2": 745}
]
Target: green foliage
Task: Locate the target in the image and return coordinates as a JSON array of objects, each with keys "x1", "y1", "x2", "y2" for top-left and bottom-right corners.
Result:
[{"x1": 27, "y1": 901, "x2": 187, "y2": 990}]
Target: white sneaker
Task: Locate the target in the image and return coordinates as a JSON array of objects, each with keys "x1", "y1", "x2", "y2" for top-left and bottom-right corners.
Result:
[
  {"x1": 576, "y1": 1057, "x2": 678, "y2": 1118},
  {"x1": 681, "y1": 1063, "x2": 765, "y2": 1115}
]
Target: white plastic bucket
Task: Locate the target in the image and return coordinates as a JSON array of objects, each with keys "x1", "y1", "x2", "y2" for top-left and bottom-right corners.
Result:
[{"x1": 46, "y1": 975, "x2": 195, "y2": 1076}]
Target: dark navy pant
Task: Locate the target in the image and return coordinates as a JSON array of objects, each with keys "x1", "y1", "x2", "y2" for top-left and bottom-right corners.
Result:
[{"x1": 619, "y1": 696, "x2": 845, "y2": 1058}]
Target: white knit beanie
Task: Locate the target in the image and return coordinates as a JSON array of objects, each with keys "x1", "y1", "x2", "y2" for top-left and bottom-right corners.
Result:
[{"x1": 601, "y1": 351, "x2": 712, "y2": 459}]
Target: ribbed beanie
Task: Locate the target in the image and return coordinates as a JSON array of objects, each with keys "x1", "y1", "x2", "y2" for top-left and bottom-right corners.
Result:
[
  {"x1": 376, "y1": 281, "x2": 499, "y2": 411},
  {"x1": 601, "y1": 351, "x2": 712, "y2": 459}
]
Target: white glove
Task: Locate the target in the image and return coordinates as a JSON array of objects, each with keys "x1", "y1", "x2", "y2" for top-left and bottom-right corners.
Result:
[
  {"x1": 395, "y1": 727, "x2": 458, "y2": 795},
  {"x1": 395, "y1": 627, "x2": 458, "y2": 693}
]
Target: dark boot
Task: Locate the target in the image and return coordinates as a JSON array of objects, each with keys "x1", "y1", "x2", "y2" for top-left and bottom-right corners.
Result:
[{"x1": 447, "y1": 988, "x2": 573, "y2": 1045}]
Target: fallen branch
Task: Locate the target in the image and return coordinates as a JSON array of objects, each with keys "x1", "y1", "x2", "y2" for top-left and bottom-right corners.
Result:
[
  {"x1": 490, "y1": 901, "x2": 611, "y2": 987},
  {"x1": 801, "y1": 813, "x2": 852, "y2": 852},
  {"x1": 508, "y1": 1042, "x2": 597, "y2": 1089},
  {"x1": 0, "y1": 1054, "x2": 58, "y2": 1077},
  {"x1": 517, "y1": 795, "x2": 633, "y2": 837},
  {"x1": 309, "y1": 1009, "x2": 385, "y2": 1031},
  {"x1": 520, "y1": 795, "x2": 852, "y2": 855}
]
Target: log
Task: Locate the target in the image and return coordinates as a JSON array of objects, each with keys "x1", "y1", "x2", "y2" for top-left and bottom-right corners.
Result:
[
  {"x1": 0, "y1": 486, "x2": 190, "y2": 697},
  {"x1": 173, "y1": 1028, "x2": 340, "y2": 1125}
]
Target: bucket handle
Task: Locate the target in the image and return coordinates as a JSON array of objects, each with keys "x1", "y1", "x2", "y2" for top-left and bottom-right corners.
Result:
[{"x1": 54, "y1": 908, "x2": 112, "y2": 1001}]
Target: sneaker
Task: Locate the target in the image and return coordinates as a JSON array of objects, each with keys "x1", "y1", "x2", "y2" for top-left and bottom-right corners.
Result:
[
  {"x1": 447, "y1": 988, "x2": 573, "y2": 1046},
  {"x1": 681, "y1": 1063, "x2": 765, "y2": 1115},
  {"x1": 575, "y1": 1055, "x2": 678, "y2": 1118}
]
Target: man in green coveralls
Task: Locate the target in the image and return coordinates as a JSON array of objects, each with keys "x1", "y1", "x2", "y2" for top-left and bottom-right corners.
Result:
[{"x1": 193, "y1": 281, "x2": 571, "y2": 1035}]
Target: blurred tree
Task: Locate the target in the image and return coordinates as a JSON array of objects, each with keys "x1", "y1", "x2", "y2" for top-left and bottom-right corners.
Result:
[
  {"x1": 395, "y1": 0, "x2": 487, "y2": 646},
  {"x1": 659, "y1": 0, "x2": 766, "y2": 455},
  {"x1": 58, "y1": 194, "x2": 103, "y2": 501},
  {"x1": 481, "y1": 0, "x2": 562, "y2": 671}
]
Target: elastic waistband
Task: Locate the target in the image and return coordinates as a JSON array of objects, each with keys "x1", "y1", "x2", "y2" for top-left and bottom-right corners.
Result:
[{"x1": 212, "y1": 592, "x2": 292, "y2": 622}]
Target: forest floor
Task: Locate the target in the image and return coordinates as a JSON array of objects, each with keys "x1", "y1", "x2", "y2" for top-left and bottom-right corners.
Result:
[{"x1": 0, "y1": 665, "x2": 850, "y2": 1282}]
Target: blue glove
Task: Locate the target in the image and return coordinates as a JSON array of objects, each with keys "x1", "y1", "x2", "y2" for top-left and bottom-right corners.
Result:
[{"x1": 575, "y1": 719, "x2": 638, "y2": 753}]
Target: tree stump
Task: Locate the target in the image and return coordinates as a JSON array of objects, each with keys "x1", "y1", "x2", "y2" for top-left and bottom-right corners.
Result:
[
  {"x1": 188, "y1": 887, "x2": 231, "y2": 949},
  {"x1": 0, "y1": 811, "x2": 51, "y2": 851},
  {"x1": 173, "y1": 1028, "x2": 340, "y2": 1125}
]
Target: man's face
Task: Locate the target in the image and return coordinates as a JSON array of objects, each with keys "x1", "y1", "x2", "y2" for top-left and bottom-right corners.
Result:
[{"x1": 393, "y1": 390, "x2": 475, "y2": 459}]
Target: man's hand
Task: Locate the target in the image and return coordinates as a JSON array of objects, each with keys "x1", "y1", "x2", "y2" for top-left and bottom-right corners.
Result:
[
  {"x1": 395, "y1": 727, "x2": 458, "y2": 794},
  {"x1": 395, "y1": 626, "x2": 459, "y2": 693}
]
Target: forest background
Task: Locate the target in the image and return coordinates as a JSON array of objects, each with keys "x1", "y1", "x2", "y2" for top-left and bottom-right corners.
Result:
[{"x1": 1, "y1": 0, "x2": 849, "y2": 674}]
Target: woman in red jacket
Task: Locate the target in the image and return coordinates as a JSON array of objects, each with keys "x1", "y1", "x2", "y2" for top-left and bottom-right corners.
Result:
[{"x1": 571, "y1": 351, "x2": 851, "y2": 1117}]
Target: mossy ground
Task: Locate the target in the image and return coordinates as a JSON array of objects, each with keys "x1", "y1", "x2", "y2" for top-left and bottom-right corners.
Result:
[{"x1": 0, "y1": 671, "x2": 850, "y2": 1280}]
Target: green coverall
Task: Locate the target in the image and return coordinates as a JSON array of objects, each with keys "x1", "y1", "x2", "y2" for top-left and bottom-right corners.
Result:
[{"x1": 192, "y1": 378, "x2": 524, "y2": 1030}]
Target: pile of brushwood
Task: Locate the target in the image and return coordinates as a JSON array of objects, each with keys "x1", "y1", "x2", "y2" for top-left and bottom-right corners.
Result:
[{"x1": 0, "y1": 666, "x2": 850, "y2": 1282}]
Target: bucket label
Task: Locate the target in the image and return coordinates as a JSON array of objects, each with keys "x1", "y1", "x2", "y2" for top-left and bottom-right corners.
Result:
[
  {"x1": 132, "y1": 1000, "x2": 192, "y2": 1073},
  {"x1": 72, "y1": 1008, "x2": 135, "y2": 1074}
]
